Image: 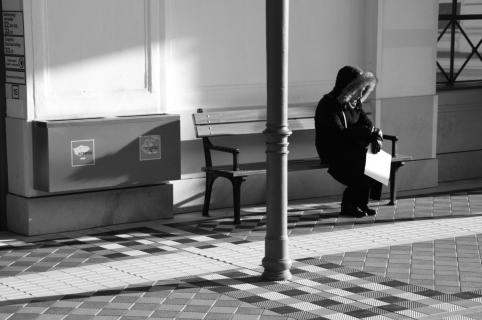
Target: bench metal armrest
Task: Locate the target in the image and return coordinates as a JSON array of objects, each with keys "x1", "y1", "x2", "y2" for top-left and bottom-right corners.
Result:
[
  {"x1": 209, "y1": 144, "x2": 240, "y2": 171},
  {"x1": 382, "y1": 134, "x2": 398, "y2": 142},
  {"x1": 210, "y1": 144, "x2": 239, "y2": 154},
  {"x1": 382, "y1": 134, "x2": 398, "y2": 157}
]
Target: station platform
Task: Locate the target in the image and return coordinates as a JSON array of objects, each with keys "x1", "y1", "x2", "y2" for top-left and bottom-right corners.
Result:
[{"x1": 1, "y1": 181, "x2": 482, "y2": 319}]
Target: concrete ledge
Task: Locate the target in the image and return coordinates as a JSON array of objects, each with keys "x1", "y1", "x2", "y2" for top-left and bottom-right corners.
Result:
[
  {"x1": 439, "y1": 150, "x2": 482, "y2": 182},
  {"x1": 6, "y1": 184, "x2": 173, "y2": 236}
]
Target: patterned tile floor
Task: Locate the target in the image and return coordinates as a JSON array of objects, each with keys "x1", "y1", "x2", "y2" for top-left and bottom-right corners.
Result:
[{"x1": 1, "y1": 188, "x2": 482, "y2": 319}]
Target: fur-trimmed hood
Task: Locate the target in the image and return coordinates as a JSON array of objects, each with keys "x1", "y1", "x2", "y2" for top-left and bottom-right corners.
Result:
[{"x1": 332, "y1": 66, "x2": 377, "y2": 106}]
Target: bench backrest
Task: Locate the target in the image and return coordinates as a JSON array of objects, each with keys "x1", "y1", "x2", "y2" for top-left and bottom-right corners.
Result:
[{"x1": 193, "y1": 103, "x2": 317, "y2": 138}]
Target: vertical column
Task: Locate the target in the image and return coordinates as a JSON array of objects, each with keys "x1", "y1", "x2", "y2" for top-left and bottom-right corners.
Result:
[
  {"x1": 1, "y1": 0, "x2": 25, "y2": 228},
  {"x1": 2, "y1": 0, "x2": 25, "y2": 108},
  {"x1": 0, "y1": 1, "x2": 6, "y2": 228},
  {"x1": 365, "y1": 0, "x2": 439, "y2": 192},
  {"x1": 364, "y1": 0, "x2": 383, "y2": 127},
  {"x1": 262, "y1": 0, "x2": 292, "y2": 281}
]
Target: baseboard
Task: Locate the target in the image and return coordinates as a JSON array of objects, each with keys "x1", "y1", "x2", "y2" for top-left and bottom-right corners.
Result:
[{"x1": 6, "y1": 184, "x2": 173, "y2": 236}]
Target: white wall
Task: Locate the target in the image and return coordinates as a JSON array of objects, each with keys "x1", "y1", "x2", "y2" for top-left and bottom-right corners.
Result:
[
  {"x1": 15, "y1": 0, "x2": 369, "y2": 136},
  {"x1": 377, "y1": 0, "x2": 437, "y2": 98},
  {"x1": 165, "y1": 0, "x2": 368, "y2": 141},
  {"x1": 18, "y1": 0, "x2": 165, "y2": 120}
]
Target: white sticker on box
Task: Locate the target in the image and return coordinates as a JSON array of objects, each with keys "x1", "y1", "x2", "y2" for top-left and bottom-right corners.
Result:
[{"x1": 71, "y1": 139, "x2": 95, "y2": 167}]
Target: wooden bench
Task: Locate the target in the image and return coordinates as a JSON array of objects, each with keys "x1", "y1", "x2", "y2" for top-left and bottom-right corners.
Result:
[{"x1": 193, "y1": 105, "x2": 412, "y2": 224}]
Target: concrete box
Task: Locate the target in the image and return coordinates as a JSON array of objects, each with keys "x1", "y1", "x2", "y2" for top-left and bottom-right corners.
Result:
[{"x1": 32, "y1": 114, "x2": 180, "y2": 192}]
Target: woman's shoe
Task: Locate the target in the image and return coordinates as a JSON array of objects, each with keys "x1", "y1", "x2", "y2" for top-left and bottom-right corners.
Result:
[
  {"x1": 340, "y1": 203, "x2": 366, "y2": 218},
  {"x1": 358, "y1": 205, "x2": 376, "y2": 216}
]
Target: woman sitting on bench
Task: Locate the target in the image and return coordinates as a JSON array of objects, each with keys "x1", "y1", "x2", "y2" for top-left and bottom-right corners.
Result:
[{"x1": 315, "y1": 66, "x2": 383, "y2": 218}]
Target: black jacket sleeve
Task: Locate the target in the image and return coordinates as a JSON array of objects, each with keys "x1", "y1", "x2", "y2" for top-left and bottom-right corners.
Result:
[{"x1": 337, "y1": 109, "x2": 373, "y2": 148}]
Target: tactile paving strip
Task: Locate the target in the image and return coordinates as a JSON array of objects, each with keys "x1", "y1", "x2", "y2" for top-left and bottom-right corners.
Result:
[
  {"x1": 4, "y1": 257, "x2": 482, "y2": 319},
  {"x1": 182, "y1": 257, "x2": 482, "y2": 319}
]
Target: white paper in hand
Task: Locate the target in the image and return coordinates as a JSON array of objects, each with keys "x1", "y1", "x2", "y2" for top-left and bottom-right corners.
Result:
[{"x1": 364, "y1": 144, "x2": 392, "y2": 185}]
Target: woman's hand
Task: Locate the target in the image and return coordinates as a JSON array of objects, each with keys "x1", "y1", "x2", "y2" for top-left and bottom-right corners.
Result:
[{"x1": 370, "y1": 127, "x2": 383, "y2": 153}]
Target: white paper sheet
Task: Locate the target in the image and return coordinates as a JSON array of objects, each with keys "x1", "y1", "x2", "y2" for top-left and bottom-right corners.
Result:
[{"x1": 364, "y1": 144, "x2": 392, "y2": 185}]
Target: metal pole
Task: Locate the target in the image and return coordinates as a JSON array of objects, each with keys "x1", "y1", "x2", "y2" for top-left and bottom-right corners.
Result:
[{"x1": 262, "y1": 0, "x2": 292, "y2": 281}]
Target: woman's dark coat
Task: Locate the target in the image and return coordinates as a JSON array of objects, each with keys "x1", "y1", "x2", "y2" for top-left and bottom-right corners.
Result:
[{"x1": 315, "y1": 66, "x2": 375, "y2": 186}]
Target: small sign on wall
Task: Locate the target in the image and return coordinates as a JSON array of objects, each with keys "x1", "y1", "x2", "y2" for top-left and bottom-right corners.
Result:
[
  {"x1": 5, "y1": 69, "x2": 25, "y2": 84},
  {"x1": 3, "y1": 7, "x2": 26, "y2": 113},
  {"x1": 5, "y1": 56, "x2": 24, "y2": 70},
  {"x1": 11, "y1": 84, "x2": 19, "y2": 99},
  {"x1": 2, "y1": 12, "x2": 24, "y2": 36},
  {"x1": 4, "y1": 35, "x2": 24, "y2": 55},
  {"x1": 139, "y1": 135, "x2": 161, "y2": 161},
  {"x1": 71, "y1": 139, "x2": 95, "y2": 167}
]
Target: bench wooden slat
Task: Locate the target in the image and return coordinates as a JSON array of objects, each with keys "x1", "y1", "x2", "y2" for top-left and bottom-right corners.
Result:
[
  {"x1": 193, "y1": 104, "x2": 316, "y2": 125},
  {"x1": 194, "y1": 108, "x2": 266, "y2": 125},
  {"x1": 196, "y1": 118, "x2": 315, "y2": 137},
  {"x1": 205, "y1": 155, "x2": 412, "y2": 177}
]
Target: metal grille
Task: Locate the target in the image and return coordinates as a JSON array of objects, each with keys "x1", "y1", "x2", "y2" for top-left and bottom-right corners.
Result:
[{"x1": 437, "y1": 0, "x2": 482, "y2": 86}]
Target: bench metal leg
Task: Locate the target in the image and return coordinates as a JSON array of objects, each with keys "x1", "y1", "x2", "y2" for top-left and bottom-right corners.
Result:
[
  {"x1": 203, "y1": 174, "x2": 217, "y2": 217},
  {"x1": 232, "y1": 177, "x2": 245, "y2": 224},
  {"x1": 388, "y1": 162, "x2": 405, "y2": 206}
]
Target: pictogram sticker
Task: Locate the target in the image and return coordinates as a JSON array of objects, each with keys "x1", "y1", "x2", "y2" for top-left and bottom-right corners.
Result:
[
  {"x1": 139, "y1": 135, "x2": 161, "y2": 161},
  {"x1": 71, "y1": 139, "x2": 95, "y2": 167}
]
